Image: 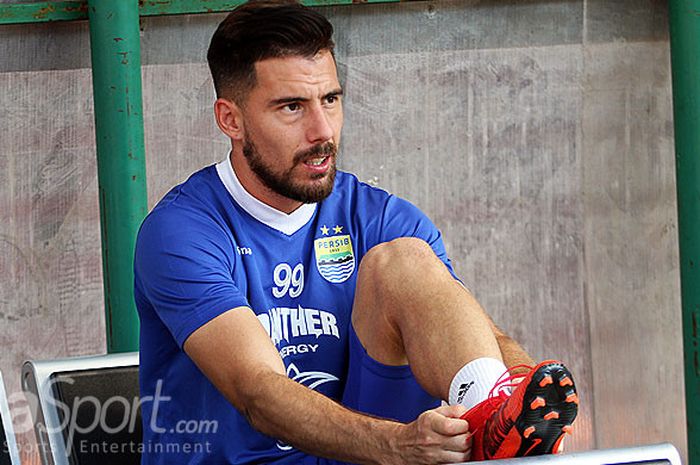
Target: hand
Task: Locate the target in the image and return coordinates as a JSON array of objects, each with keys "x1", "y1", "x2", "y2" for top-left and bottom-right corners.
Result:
[{"x1": 385, "y1": 404, "x2": 472, "y2": 465}]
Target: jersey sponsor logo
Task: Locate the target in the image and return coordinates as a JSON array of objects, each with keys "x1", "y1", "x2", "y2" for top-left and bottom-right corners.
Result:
[
  {"x1": 257, "y1": 305, "x2": 340, "y2": 346},
  {"x1": 278, "y1": 343, "x2": 319, "y2": 359},
  {"x1": 276, "y1": 363, "x2": 339, "y2": 451},
  {"x1": 314, "y1": 233, "x2": 355, "y2": 283}
]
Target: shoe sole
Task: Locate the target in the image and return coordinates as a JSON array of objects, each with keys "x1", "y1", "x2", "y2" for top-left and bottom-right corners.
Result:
[{"x1": 514, "y1": 361, "x2": 578, "y2": 456}]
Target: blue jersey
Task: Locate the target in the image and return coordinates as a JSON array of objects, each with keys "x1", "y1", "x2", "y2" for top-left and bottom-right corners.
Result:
[{"x1": 134, "y1": 158, "x2": 455, "y2": 464}]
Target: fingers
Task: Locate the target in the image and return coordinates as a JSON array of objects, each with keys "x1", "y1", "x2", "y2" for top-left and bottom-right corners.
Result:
[
  {"x1": 435, "y1": 433, "x2": 473, "y2": 463},
  {"x1": 435, "y1": 450, "x2": 471, "y2": 464},
  {"x1": 434, "y1": 404, "x2": 468, "y2": 419},
  {"x1": 399, "y1": 407, "x2": 475, "y2": 464},
  {"x1": 429, "y1": 405, "x2": 470, "y2": 436},
  {"x1": 443, "y1": 432, "x2": 472, "y2": 452},
  {"x1": 425, "y1": 407, "x2": 473, "y2": 453}
]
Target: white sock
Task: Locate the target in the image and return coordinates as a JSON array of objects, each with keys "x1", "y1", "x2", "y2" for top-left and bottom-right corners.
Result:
[{"x1": 448, "y1": 357, "x2": 509, "y2": 410}]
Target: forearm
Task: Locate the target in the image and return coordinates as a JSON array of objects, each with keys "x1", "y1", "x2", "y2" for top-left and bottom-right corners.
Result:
[
  {"x1": 240, "y1": 370, "x2": 400, "y2": 465},
  {"x1": 185, "y1": 309, "x2": 470, "y2": 465}
]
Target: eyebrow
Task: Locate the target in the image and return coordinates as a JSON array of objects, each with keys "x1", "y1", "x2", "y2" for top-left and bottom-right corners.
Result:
[{"x1": 269, "y1": 88, "x2": 344, "y2": 107}]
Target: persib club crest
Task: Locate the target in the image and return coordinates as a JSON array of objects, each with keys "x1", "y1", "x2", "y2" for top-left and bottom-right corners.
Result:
[{"x1": 314, "y1": 232, "x2": 355, "y2": 283}]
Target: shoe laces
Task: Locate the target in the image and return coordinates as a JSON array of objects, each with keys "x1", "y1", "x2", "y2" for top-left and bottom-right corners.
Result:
[
  {"x1": 486, "y1": 364, "x2": 534, "y2": 406},
  {"x1": 477, "y1": 364, "x2": 537, "y2": 456}
]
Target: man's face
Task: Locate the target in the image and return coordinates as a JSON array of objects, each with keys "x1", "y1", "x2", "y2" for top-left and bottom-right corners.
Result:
[{"x1": 237, "y1": 50, "x2": 343, "y2": 205}]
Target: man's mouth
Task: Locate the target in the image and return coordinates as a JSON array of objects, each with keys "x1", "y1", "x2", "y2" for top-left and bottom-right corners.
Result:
[
  {"x1": 305, "y1": 156, "x2": 329, "y2": 166},
  {"x1": 295, "y1": 142, "x2": 337, "y2": 165}
]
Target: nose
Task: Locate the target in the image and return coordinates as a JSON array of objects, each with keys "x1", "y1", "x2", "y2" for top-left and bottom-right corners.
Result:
[{"x1": 305, "y1": 105, "x2": 335, "y2": 144}]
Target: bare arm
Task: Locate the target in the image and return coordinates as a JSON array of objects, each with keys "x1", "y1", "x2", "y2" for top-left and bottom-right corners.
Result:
[{"x1": 184, "y1": 308, "x2": 472, "y2": 465}]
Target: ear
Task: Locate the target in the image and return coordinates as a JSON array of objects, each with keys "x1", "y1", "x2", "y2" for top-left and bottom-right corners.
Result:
[{"x1": 214, "y1": 97, "x2": 245, "y2": 141}]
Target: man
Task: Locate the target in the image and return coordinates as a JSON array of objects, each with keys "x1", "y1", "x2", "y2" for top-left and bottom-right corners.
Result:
[{"x1": 134, "y1": 1, "x2": 579, "y2": 464}]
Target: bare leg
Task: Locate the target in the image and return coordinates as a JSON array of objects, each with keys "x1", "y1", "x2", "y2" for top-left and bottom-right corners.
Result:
[
  {"x1": 352, "y1": 237, "x2": 530, "y2": 401},
  {"x1": 350, "y1": 238, "x2": 574, "y2": 460}
]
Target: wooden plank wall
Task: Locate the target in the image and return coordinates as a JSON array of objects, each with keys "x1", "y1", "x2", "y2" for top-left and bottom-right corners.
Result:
[{"x1": 0, "y1": 0, "x2": 685, "y2": 463}]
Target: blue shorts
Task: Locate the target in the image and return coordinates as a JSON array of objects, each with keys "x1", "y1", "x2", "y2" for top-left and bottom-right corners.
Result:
[{"x1": 295, "y1": 324, "x2": 441, "y2": 465}]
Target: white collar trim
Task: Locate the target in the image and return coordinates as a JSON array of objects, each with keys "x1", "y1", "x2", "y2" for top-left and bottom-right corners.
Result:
[{"x1": 216, "y1": 154, "x2": 317, "y2": 236}]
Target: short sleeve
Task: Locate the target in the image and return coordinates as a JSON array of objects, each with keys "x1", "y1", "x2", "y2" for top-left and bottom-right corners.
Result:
[
  {"x1": 379, "y1": 196, "x2": 459, "y2": 280},
  {"x1": 134, "y1": 207, "x2": 250, "y2": 347}
]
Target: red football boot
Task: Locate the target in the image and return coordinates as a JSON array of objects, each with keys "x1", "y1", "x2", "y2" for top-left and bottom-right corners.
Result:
[{"x1": 461, "y1": 360, "x2": 578, "y2": 461}]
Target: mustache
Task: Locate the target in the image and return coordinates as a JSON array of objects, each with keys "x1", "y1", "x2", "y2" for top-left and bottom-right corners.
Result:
[{"x1": 294, "y1": 142, "x2": 337, "y2": 164}]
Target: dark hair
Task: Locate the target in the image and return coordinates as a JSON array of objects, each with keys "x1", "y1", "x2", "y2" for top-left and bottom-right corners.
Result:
[{"x1": 207, "y1": 0, "x2": 335, "y2": 104}]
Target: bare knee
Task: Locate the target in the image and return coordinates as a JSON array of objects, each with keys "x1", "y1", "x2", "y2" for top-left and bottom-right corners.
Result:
[
  {"x1": 351, "y1": 237, "x2": 452, "y2": 365},
  {"x1": 359, "y1": 237, "x2": 446, "y2": 284},
  {"x1": 353, "y1": 237, "x2": 451, "y2": 318}
]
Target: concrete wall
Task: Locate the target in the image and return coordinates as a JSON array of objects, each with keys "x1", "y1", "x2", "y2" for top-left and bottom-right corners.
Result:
[{"x1": 0, "y1": 0, "x2": 685, "y2": 463}]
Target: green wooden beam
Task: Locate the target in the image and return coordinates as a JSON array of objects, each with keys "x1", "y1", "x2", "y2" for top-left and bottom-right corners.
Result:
[
  {"x1": 140, "y1": 0, "x2": 404, "y2": 16},
  {"x1": 0, "y1": 0, "x2": 408, "y2": 25},
  {"x1": 0, "y1": 1, "x2": 87, "y2": 24},
  {"x1": 88, "y1": 0, "x2": 148, "y2": 353},
  {"x1": 669, "y1": 0, "x2": 700, "y2": 463}
]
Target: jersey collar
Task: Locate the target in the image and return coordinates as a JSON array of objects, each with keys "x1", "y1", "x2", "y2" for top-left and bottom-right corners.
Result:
[{"x1": 216, "y1": 154, "x2": 317, "y2": 236}]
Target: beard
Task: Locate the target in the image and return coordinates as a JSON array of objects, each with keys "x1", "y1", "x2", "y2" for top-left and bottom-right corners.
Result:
[{"x1": 242, "y1": 137, "x2": 337, "y2": 204}]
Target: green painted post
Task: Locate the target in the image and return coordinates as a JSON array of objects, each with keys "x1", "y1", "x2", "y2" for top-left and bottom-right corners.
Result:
[
  {"x1": 0, "y1": 0, "x2": 409, "y2": 25},
  {"x1": 669, "y1": 1, "x2": 700, "y2": 462},
  {"x1": 88, "y1": 0, "x2": 147, "y2": 353}
]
